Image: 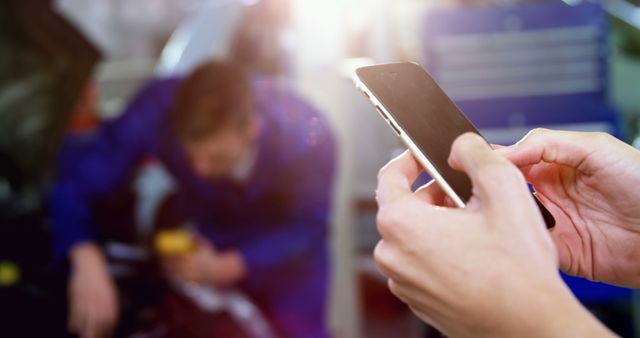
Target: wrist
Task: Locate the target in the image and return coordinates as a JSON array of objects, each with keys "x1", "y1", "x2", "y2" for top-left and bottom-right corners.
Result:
[
  {"x1": 493, "y1": 275, "x2": 614, "y2": 338},
  {"x1": 533, "y1": 291, "x2": 613, "y2": 338},
  {"x1": 70, "y1": 242, "x2": 108, "y2": 273}
]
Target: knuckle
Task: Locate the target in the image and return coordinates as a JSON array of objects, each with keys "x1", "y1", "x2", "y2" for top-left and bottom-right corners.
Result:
[
  {"x1": 528, "y1": 127, "x2": 550, "y2": 139},
  {"x1": 376, "y1": 205, "x2": 398, "y2": 234},
  {"x1": 518, "y1": 128, "x2": 549, "y2": 145},
  {"x1": 373, "y1": 242, "x2": 394, "y2": 275},
  {"x1": 377, "y1": 163, "x2": 391, "y2": 183},
  {"x1": 373, "y1": 241, "x2": 386, "y2": 262},
  {"x1": 590, "y1": 131, "x2": 614, "y2": 144},
  {"x1": 387, "y1": 279, "x2": 402, "y2": 298},
  {"x1": 376, "y1": 203, "x2": 412, "y2": 240}
]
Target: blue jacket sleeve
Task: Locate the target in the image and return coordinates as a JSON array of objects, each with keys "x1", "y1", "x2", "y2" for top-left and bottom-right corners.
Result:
[
  {"x1": 240, "y1": 125, "x2": 336, "y2": 276},
  {"x1": 50, "y1": 79, "x2": 174, "y2": 262}
]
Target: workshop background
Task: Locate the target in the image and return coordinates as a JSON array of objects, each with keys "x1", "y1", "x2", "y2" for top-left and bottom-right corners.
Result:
[{"x1": 1, "y1": 0, "x2": 640, "y2": 337}]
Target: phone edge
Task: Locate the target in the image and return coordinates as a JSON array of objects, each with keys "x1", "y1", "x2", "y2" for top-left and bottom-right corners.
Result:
[{"x1": 353, "y1": 73, "x2": 466, "y2": 208}]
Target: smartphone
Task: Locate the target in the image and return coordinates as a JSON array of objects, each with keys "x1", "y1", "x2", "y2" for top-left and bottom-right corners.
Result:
[{"x1": 354, "y1": 62, "x2": 555, "y2": 229}]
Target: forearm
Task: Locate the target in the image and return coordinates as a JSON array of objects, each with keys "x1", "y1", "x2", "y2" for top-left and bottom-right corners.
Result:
[
  {"x1": 489, "y1": 277, "x2": 615, "y2": 338},
  {"x1": 70, "y1": 242, "x2": 109, "y2": 274},
  {"x1": 67, "y1": 242, "x2": 119, "y2": 338}
]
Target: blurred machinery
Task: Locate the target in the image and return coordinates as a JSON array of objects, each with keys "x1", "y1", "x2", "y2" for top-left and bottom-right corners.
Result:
[
  {"x1": 0, "y1": 0, "x2": 100, "y2": 336},
  {"x1": 423, "y1": 1, "x2": 620, "y2": 141},
  {"x1": 157, "y1": 0, "x2": 292, "y2": 77},
  {"x1": 156, "y1": 0, "x2": 245, "y2": 76},
  {"x1": 0, "y1": 0, "x2": 100, "y2": 216}
]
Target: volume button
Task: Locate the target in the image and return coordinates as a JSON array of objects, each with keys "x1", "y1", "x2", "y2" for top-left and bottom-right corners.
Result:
[
  {"x1": 374, "y1": 105, "x2": 401, "y2": 135},
  {"x1": 375, "y1": 105, "x2": 388, "y2": 120},
  {"x1": 388, "y1": 120, "x2": 402, "y2": 136}
]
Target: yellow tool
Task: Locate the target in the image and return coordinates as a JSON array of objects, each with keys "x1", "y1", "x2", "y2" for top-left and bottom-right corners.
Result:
[{"x1": 154, "y1": 229, "x2": 196, "y2": 256}]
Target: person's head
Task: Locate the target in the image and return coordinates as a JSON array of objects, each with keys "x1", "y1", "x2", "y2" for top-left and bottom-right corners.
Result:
[{"x1": 172, "y1": 61, "x2": 258, "y2": 181}]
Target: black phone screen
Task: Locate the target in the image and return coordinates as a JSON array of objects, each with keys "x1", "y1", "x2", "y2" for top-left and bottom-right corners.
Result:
[
  {"x1": 357, "y1": 62, "x2": 478, "y2": 202},
  {"x1": 357, "y1": 62, "x2": 555, "y2": 229}
]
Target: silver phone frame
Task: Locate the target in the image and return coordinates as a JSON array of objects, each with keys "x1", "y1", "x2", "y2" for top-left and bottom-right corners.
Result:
[{"x1": 353, "y1": 70, "x2": 466, "y2": 208}]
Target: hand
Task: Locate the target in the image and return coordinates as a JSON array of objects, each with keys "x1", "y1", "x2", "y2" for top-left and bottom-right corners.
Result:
[
  {"x1": 374, "y1": 133, "x2": 612, "y2": 338},
  {"x1": 500, "y1": 129, "x2": 640, "y2": 287},
  {"x1": 68, "y1": 243, "x2": 119, "y2": 338},
  {"x1": 162, "y1": 239, "x2": 247, "y2": 288}
]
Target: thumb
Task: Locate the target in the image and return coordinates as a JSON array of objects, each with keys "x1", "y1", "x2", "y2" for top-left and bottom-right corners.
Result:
[{"x1": 448, "y1": 133, "x2": 533, "y2": 215}]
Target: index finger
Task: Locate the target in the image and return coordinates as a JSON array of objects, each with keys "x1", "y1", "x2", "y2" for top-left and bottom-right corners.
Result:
[
  {"x1": 376, "y1": 150, "x2": 422, "y2": 206},
  {"x1": 498, "y1": 128, "x2": 611, "y2": 173}
]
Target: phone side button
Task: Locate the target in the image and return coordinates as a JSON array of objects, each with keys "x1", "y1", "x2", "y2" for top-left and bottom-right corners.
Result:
[
  {"x1": 388, "y1": 121, "x2": 402, "y2": 136},
  {"x1": 375, "y1": 105, "x2": 388, "y2": 120}
]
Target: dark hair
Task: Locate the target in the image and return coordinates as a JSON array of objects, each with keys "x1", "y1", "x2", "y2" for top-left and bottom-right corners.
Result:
[{"x1": 172, "y1": 60, "x2": 253, "y2": 141}]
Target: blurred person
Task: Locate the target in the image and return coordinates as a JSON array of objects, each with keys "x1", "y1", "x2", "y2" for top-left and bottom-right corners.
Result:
[
  {"x1": 51, "y1": 60, "x2": 336, "y2": 338},
  {"x1": 157, "y1": 0, "x2": 292, "y2": 77},
  {"x1": 373, "y1": 129, "x2": 640, "y2": 337},
  {"x1": 230, "y1": 0, "x2": 291, "y2": 76}
]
